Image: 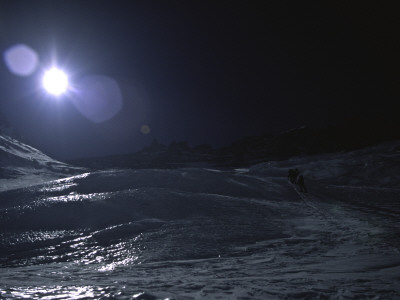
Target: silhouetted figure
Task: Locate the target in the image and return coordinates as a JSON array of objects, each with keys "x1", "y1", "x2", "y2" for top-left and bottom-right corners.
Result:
[
  {"x1": 293, "y1": 168, "x2": 299, "y2": 180},
  {"x1": 297, "y1": 175, "x2": 307, "y2": 193},
  {"x1": 288, "y1": 169, "x2": 295, "y2": 183},
  {"x1": 288, "y1": 168, "x2": 301, "y2": 184}
]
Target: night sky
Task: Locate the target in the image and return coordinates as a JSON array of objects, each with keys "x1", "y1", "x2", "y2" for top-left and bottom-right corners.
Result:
[{"x1": 0, "y1": 1, "x2": 398, "y2": 160}]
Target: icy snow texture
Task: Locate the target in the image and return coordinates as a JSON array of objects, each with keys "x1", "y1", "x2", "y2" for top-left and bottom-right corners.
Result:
[
  {"x1": 0, "y1": 142, "x2": 400, "y2": 299},
  {"x1": 0, "y1": 135, "x2": 85, "y2": 191}
]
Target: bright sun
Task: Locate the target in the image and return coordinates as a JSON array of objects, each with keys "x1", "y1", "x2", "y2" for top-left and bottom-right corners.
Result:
[{"x1": 42, "y1": 68, "x2": 69, "y2": 95}]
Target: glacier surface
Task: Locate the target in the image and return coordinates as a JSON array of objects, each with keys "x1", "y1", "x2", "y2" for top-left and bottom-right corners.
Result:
[{"x1": 1, "y1": 142, "x2": 400, "y2": 299}]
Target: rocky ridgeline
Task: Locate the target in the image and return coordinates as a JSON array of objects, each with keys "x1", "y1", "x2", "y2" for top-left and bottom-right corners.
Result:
[{"x1": 69, "y1": 117, "x2": 400, "y2": 170}]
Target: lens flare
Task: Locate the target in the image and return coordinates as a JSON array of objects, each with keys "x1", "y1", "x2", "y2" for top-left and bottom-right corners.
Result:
[
  {"x1": 42, "y1": 68, "x2": 69, "y2": 95},
  {"x1": 140, "y1": 125, "x2": 151, "y2": 135},
  {"x1": 72, "y1": 75, "x2": 123, "y2": 123},
  {"x1": 3, "y1": 44, "x2": 39, "y2": 76}
]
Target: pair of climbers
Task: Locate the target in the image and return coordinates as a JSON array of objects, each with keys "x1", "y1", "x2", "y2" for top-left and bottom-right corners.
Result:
[{"x1": 288, "y1": 168, "x2": 307, "y2": 193}]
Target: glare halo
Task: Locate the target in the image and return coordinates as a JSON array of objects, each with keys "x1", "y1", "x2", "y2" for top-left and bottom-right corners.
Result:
[{"x1": 42, "y1": 68, "x2": 69, "y2": 95}]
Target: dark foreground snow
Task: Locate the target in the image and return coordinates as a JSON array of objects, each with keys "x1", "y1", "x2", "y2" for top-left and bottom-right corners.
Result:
[{"x1": 1, "y1": 143, "x2": 400, "y2": 299}]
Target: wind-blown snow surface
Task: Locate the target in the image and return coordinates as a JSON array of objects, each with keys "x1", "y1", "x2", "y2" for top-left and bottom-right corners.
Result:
[
  {"x1": 1, "y1": 142, "x2": 400, "y2": 299},
  {"x1": 0, "y1": 135, "x2": 84, "y2": 191}
]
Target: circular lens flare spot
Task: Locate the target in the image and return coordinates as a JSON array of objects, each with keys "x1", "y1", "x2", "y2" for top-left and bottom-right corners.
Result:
[
  {"x1": 42, "y1": 68, "x2": 69, "y2": 95},
  {"x1": 4, "y1": 44, "x2": 39, "y2": 76},
  {"x1": 141, "y1": 125, "x2": 151, "y2": 135},
  {"x1": 73, "y1": 75, "x2": 123, "y2": 123}
]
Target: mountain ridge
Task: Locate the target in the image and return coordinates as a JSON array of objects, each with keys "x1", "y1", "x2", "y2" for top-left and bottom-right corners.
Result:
[
  {"x1": 69, "y1": 117, "x2": 400, "y2": 169},
  {"x1": 0, "y1": 134, "x2": 85, "y2": 191}
]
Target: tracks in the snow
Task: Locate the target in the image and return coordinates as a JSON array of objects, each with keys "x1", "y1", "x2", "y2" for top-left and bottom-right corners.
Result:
[
  {"x1": 322, "y1": 184, "x2": 400, "y2": 220},
  {"x1": 288, "y1": 181, "x2": 331, "y2": 219}
]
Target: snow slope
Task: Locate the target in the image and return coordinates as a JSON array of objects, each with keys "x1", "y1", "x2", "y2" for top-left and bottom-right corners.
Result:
[
  {"x1": 251, "y1": 141, "x2": 400, "y2": 188},
  {"x1": 0, "y1": 142, "x2": 399, "y2": 299},
  {"x1": 0, "y1": 134, "x2": 85, "y2": 191}
]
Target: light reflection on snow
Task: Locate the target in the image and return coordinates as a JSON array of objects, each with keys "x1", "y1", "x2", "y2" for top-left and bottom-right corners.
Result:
[
  {"x1": 44, "y1": 192, "x2": 110, "y2": 203},
  {"x1": 2, "y1": 230, "x2": 78, "y2": 246},
  {"x1": 13, "y1": 191, "x2": 109, "y2": 211},
  {"x1": 39, "y1": 182, "x2": 77, "y2": 192},
  {"x1": 1, "y1": 148, "x2": 399, "y2": 299},
  {"x1": 61, "y1": 172, "x2": 91, "y2": 180},
  {"x1": 70, "y1": 239, "x2": 142, "y2": 269},
  {"x1": 39, "y1": 173, "x2": 90, "y2": 192},
  {"x1": 98, "y1": 255, "x2": 139, "y2": 272},
  {"x1": 4, "y1": 286, "x2": 111, "y2": 300}
]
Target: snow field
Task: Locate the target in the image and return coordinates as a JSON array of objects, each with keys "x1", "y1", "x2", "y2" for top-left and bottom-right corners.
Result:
[{"x1": 1, "y1": 142, "x2": 400, "y2": 299}]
